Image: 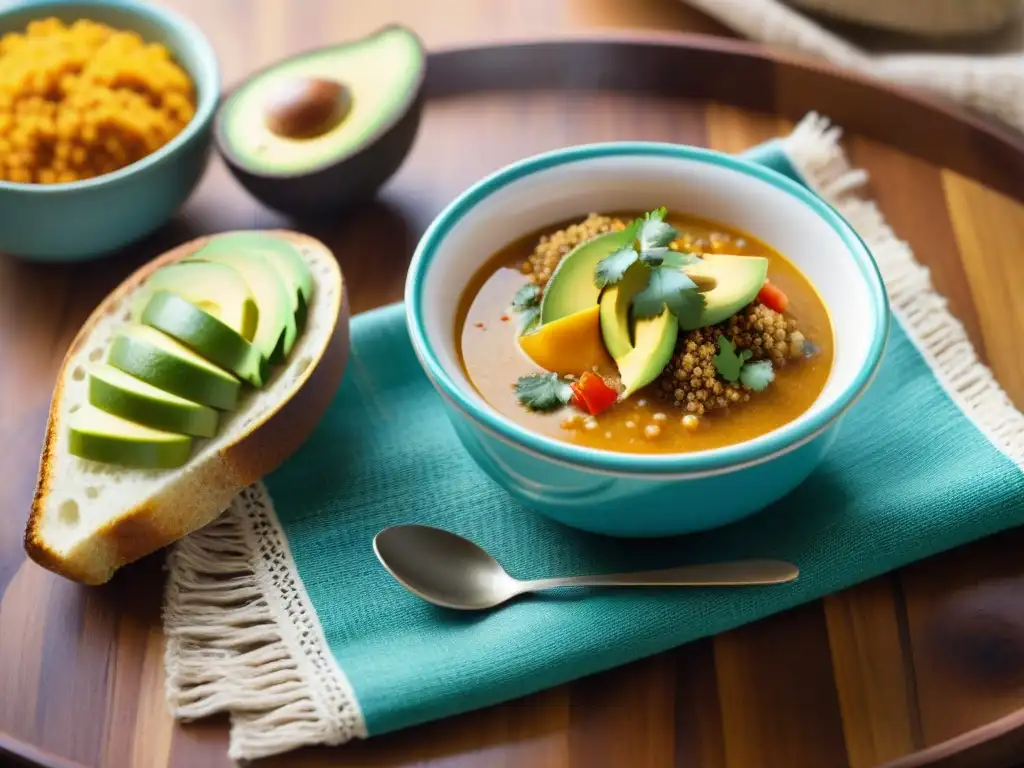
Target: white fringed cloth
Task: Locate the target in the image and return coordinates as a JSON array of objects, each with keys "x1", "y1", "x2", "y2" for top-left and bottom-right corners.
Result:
[{"x1": 682, "y1": 0, "x2": 1024, "y2": 134}]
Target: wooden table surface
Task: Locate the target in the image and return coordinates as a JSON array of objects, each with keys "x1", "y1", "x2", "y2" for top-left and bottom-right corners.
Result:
[{"x1": 3, "y1": 1, "x2": 1024, "y2": 767}]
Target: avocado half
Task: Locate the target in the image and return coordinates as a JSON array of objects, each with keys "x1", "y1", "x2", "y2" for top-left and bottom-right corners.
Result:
[{"x1": 214, "y1": 25, "x2": 426, "y2": 217}]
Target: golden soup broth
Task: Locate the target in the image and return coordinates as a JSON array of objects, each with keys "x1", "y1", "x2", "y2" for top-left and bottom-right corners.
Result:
[{"x1": 456, "y1": 213, "x2": 835, "y2": 454}]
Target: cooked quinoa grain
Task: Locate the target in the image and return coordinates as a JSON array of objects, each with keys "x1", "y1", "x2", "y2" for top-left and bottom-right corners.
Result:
[
  {"x1": 0, "y1": 17, "x2": 196, "y2": 184},
  {"x1": 658, "y1": 303, "x2": 804, "y2": 415},
  {"x1": 522, "y1": 213, "x2": 627, "y2": 287},
  {"x1": 725, "y1": 303, "x2": 802, "y2": 368}
]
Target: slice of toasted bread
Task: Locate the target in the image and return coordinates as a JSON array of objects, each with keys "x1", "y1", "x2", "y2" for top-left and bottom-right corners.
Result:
[{"x1": 25, "y1": 230, "x2": 350, "y2": 585}]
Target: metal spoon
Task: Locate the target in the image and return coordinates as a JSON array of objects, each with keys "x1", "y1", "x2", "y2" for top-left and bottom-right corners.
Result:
[{"x1": 373, "y1": 524, "x2": 800, "y2": 611}]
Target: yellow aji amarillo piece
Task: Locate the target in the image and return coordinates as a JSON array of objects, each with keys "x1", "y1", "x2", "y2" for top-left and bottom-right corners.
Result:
[{"x1": 517, "y1": 305, "x2": 614, "y2": 375}]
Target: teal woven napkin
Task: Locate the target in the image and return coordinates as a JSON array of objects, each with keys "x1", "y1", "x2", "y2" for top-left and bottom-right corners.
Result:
[{"x1": 164, "y1": 114, "x2": 1024, "y2": 762}]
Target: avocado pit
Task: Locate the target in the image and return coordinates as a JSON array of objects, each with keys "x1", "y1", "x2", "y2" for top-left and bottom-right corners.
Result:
[{"x1": 264, "y1": 77, "x2": 353, "y2": 140}]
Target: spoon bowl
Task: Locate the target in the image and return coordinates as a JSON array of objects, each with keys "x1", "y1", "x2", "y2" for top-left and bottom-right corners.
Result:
[
  {"x1": 374, "y1": 524, "x2": 520, "y2": 610},
  {"x1": 373, "y1": 524, "x2": 800, "y2": 611}
]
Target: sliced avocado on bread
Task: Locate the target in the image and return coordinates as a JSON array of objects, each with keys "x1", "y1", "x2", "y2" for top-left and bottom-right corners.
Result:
[
  {"x1": 130, "y1": 260, "x2": 260, "y2": 342},
  {"x1": 87, "y1": 363, "x2": 220, "y2": 438},
  {"x1": 142, "y1": 291, "x2": 270, "y2": 388},
  {"x1": 68, "y1": 404, "x2": 195, "y2": 469},
  {"x1": 184, "y1": 246, "x2": 297, "y2": 363},
  {"x1": 108, "y1": 324, "x2": 242, "y2": 411},
  {"x1": 197, "y1": 232, "x2": 314, "y2": 332},
  {"x1": 25, "y1": 230, "x2": 350, "y2": 586}
]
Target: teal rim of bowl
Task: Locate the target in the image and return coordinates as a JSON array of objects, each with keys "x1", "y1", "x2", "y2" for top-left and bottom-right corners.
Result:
[
  {"x1": 406, "y1": 141, "x2": 891, "y2": 476},
  {"x1": 0, "y1": 0, "x2": 220, "y2": 193}
]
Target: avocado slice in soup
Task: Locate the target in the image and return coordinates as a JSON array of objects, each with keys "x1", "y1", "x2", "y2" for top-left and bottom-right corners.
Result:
[
  {"x1": 598, "y1": 261, "x2": 650, "y2": 360},
  {"x1": 681, "y1": 254, "x2": 768, "y2": 330},
  {"x1": 539, "y1": 223, "x2": 639, "y2": 325},
  {"x1": 616, "y1": 309, "x2": 679, "y2": 400},
  {"x1": 598, "y1": 257, "x2": 681, "y2": 398}
]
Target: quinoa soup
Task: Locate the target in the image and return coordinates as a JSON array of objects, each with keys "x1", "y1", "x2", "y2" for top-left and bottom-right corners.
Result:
[{"x1": 456, "y1": 209, "x2": 834, "y2": 454}]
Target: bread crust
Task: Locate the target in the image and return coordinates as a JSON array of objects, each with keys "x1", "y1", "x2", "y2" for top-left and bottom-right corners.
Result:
[{"x1": 24, "y1": 230, "x2": 350, "y2": 585}]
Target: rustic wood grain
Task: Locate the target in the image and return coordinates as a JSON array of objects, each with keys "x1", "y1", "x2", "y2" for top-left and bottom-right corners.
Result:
[
  {"x1": 673, "y1": 639, "x2": 728, "y2": 768},
  {"x1": 844, "y1": 138, "x2": 987, "y2": 359},
  {"x1": 714, "y1": 602, "x2": 850, "y2": 768},
  {"x1": 569, "y1": 655, "x2": 677, "y2": 767},
  {"x1": 825, "y1": 577, "x2": 921, "y2": 767},
  {"x1": 941, "y1": 171, "x2": 1024, "y2": 409},
  {"x1": 2, "y1": 1, "x2": 1024, "y2": 767}
]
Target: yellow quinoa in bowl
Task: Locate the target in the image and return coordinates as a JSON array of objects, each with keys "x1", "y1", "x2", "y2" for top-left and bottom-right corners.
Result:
[{"x1": 0, "y1": 17, "x2": 196, "y2": 184}]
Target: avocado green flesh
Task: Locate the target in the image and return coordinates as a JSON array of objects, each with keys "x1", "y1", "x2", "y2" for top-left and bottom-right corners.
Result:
[
  {"x1": 219, "y1": 26, "x2": 423, "y2": 174},
  {"x1": 539, "y1": 224, "x2": 638, "y2": 325},
  {"x1": 598, "y1": 261, "x2": 650, "y2": 360},
  {"x1": 142, "y1": 292, "x2": 270, "y2": 388},
  {"x1": 131, "y1": 261, "x2": 260, "y2": 342},
  {"x1": 108, "y1": 325, "x2": 241, "y2": 411},
  {"x1": 195, "y1": 233, "x2": 312, "y2": 343},
  {"x1": 68, "y1": 404, "x2": 193, "y2": 469},
  {"x1": 87, "y1": 363, "x2": 220, "y2": 438},
  {"x1": 617, "y1": 309, "x2": 679, "y2": 399},
  {"x1": 682, "y1": 254, "x2": 769, "y2": 330},
  {"x1": 185, "y1": 246, "x2": 296, "y2": 364}
]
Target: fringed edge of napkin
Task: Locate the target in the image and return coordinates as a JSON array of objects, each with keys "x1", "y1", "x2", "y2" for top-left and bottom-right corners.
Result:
[
  {"x1": 784, "y1": 112, "x2": 1024, "y2": 468},
  {"x1": 161, "y1": 111, "x2": 1024, "y2": 764},
  {"x1": 162, "y1": 483, "x2": 368, "y2": 761}
]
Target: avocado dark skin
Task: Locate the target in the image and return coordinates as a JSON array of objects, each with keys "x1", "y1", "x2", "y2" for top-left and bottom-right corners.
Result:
[{"x1": 213, "y1": 26, "x2": 426, "y2": 218}]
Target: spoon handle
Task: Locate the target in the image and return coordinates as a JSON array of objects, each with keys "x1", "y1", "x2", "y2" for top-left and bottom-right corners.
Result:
[{"x1": 519, "y1": 559, "x2": 799, "y2": 591}]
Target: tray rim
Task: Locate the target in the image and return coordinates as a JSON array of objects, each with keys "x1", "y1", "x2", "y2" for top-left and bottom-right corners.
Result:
[{"x1": 423, "y1": 30, "x2": 1024, "y2": 205}]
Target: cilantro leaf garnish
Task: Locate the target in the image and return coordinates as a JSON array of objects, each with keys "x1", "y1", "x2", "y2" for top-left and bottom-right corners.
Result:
[
  {"x1": 638, "y1": 246, "x2": 669, "y2": 267},
  {"x1": 511, "y1": 283, "x2": 542, "y2": 335},
  {"x1": 512, "y1": 283, "x2": 541, "y2": 311},
  {"x1": 713, "y1": 336, "x2": 776, "y2": 391},
  {"x1": 594, "y1": 246, "x2": 639, "y2": 288},
  {"x1": 514, "y1": 373, "x2": 574, "y2": 412},
  {"x1": 590, "y1": 207, "x2": 701, "y2": 324},
  {"x1": 739, "y1": 360, "x2": 775, "y2": 392},
  {"x1": 637, "y1": 207, "x2": 678, "y2": 258},
  {"x1": 712, "y1": 335, "x2": 752, "y2": 383},
  {"x1": 632, "y1": 265, "x2": 704, "y2": 323},
  {"x1": 592, "y1": 210, "x2": 679, "y2": 287},
  {"x1": 661, "y1": 250, "x2": 700, "y2": 268},
  {"x1": 518, "y1": 306, "x2": 540, "y2": 334}
]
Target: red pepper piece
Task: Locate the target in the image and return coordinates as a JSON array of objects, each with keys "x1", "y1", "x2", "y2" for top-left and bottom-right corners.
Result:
[
  {"x1": 757, "y1": 279, "x2": 790, "y2": 314},
  {"x1": 570, "y1": 371, "x2": 618, "y2": 416}
]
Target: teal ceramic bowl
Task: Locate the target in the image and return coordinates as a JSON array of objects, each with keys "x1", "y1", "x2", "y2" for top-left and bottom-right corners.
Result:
[
  {"x1": 406, "y1": 142, "x2": 890, "y2": 538},
  {"x1": 0, "y1": 0, "x2": 220, "y2": 262}
]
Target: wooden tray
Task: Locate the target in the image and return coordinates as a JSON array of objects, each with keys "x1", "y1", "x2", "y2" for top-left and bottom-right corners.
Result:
[{"x1": 2, "y1": 25, "x2": 1024, "y2": 768}]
